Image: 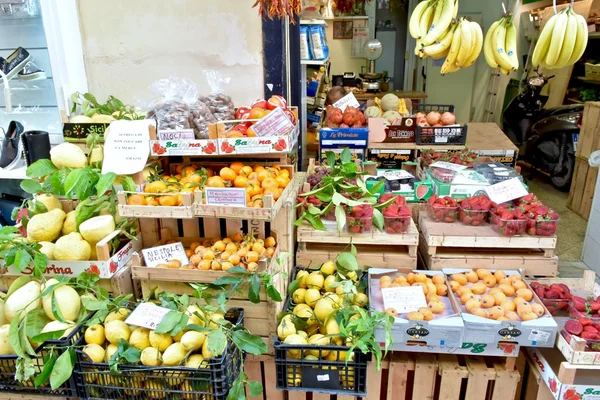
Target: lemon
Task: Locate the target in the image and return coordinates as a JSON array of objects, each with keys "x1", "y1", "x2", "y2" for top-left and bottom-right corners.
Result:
[
  {"x1": 304, "y1": 288, "x2": 321, "y2": 308},
  {"x1": 149, "y1": 331, "x2": 173, "y2": 352},
  {"x1": 104, "y1": 308, "x2": 130, "y2": 324},
  {"x1": 145, "y1": 380, "x2": 168, "y2": 399},
  {"x1": 185, "y1": 354, "x2": 205, "y2": 369},
  {"x1": 306, "y1": 272, "x2": 325, "y2": 290},
  {"x1": 293, "y1": 304, "x2": 317, "y2": 326},
  {"x1": 140, "y1": 347, "x2": 162, "y2": 367},
  {"x1": 283, "y1": 334, "x2": 307, "y2": 358},
  {"x1": 202, "y1": 336, "x2": 226, "y2": 359},
  {"x1": 292, "y1": 288, "x2": 306, "y2": 304},
  {"x1": 162, "y1": 343, "x2": 186, "y2": 366},
  {"x1": 171, "y1": 330, "x2": 184, "y2": 342},
  {"x1": 324, "y1": 275, "x2": 338, "y2": 292},
  {"x1": 352, "y1": 293, "x2": 368, "y2": 308},
  {"x1": 84, "y1": 324, "x2": 105, "y2": 346},
  {"x1": 209, "y1": 312, "x2": 224, "y2": 328},
  {"x1": 320, "y1": 260, "x2": 335, "y2": 276},
  {"x1": 296, "y1": 270, "x2": 309, "y2": 289},
  {"x1": 314, "y1": 297, "x2": 337, "y2": 322},
  {"x1": 105, "y1": 344, "x2": 118, "y2": 362},
  {"x1": 347, "y1": 271, "x2": 358, "y2": 281},
  {"x1": 296, "y1": 330, "x2": 308, "y2": 340},
  {"x1": 307, "y1": 334, "x2": 331, "y2": 357},
  {"x1": 129, "y1": 327, "x2": 150, "y2": 350},
  {"x1": 186, "y1": 305, "x2": 205, "y2": 326},
  {"x1": 83, "y1": 344, "x2": 105, "y2": 363},
  {"x1": 325, "y1": 317, "x2": 343, "y2": 345},
  {"x1": 104, "y1": 320, "x2": 131, "y2": 345},
  {"x1": 181, "y1": 331, "x2": 206, "y2": 351},
  {"x1": 277, "y1": 315, "x2": 296, "y2": 340}
]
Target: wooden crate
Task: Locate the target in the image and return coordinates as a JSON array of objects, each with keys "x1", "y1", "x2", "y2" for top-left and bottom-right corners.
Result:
[
  {"x1": 117, "y1": 191, "x2": 195, "y2": 219},
  {"x1": 245, "y1": 352, "x2": 521, "y2": 400},
  {"x1": 297, "y1": 242, "x2": 417, "y2": 269},
  {"x1": 567, "y1": 155, "x2": 598, "y2": 220},
  {"x1": 575, "y1": 102, "x2": 600, "y2": 160},
  {"x1": 419, "y1": 213, "x2": 558, "y2": 276}
]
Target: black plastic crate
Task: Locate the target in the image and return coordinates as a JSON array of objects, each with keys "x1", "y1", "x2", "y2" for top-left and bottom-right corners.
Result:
[
  {"x1": 74, "y1": 308, "x2": 244, "y2": 400},
  {"x1": 274, "y1": 266, "x2": 369, "y2": 396},
  {"x1": 0, "y1": 320, "x2": 85, "y2": 397},
  {"x1": 413, "y1": 104, "x2": 468, "y2": 145}
]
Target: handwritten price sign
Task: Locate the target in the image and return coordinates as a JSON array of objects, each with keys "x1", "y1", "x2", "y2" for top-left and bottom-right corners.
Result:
[
  {"x1": 381, "y1": 286, "x2": 427, "y2": 314},
  {"x1": 142, "y1": 242, "x2": 189, "y2": 268},
  {"x1": 125, "y1": 303, "x2": 172, "y2": 330},
  {"x1": 485, "y1": 177, "x2": 528, "y2": 204}
]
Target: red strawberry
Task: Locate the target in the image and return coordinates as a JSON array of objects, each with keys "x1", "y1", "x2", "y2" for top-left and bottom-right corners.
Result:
[{"x1": 578, "y1": 317, "x2": 593, "y2": 327}]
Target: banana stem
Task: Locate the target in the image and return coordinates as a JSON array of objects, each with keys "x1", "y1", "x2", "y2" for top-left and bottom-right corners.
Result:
[{"x1": 553, "y1": 0, "x2": 557, "y2": 14}]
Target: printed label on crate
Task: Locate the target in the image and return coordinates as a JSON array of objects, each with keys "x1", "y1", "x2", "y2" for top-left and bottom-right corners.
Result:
[
  {"x1": 125, "y1": 303, "x2": 173, "y2": 330},
  {"x1": 142, "y1": 242, "x2": 189, "y2": 268},
  {"x1": 150, "y1": 140, "x2": 218, "y2": 156},
  {"x1": 485, "y1": 177, "x2": 528, "y2": 204},
  {"x1": 381, "y1": 340, "x2": 519, "y2": 356},
  {"x1": 430, "y1": 161, "x2": 469, "y2": 172},
  {"x1": 528, "y1": 329, "x2": 552, "y2": 343},
  {"x1": 302, "y1": 367, "x2": 341, "y2": 390},
  {"x1": 381, "y1": 286, "x2": 427, "y2": 313},
  {"x1": 102, "y1": 119, "x2": 154, "y2": 175},
  {"x1": 333, "y1": 92, "x2": 360, "y2": 111},
  {"x1": 204, "y1": 187, "x2": 247, "y2": 207},
  {"x1": 219, "y1": 136, "x2": 291, "y2": 154},
  {"x1": 63, "y1": 122, "x2": 109, "y2": 141},
  {"x1": 251, "y1": 107, "x2": 295, "y2": 137},
  {"x1": 157, "y1": 129, "x2": 195, "y2": 140},
  {"x1": 320, "y1": 128, "x2": 369, "y2": 148}
]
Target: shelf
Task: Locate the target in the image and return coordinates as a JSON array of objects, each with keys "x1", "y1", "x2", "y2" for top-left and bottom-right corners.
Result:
[
  {"x1": 300, "y1": 19, "x2": 327, "y2": 25},
  {"x1": 0, "y1": 165, "x2": 27, "y2": 180},
  {"x1": 301, "y1": 58, "x2": 330, "y2": 66}
]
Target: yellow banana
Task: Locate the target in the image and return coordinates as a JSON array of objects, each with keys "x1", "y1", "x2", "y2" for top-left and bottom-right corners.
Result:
[
  {"x1": 441, "y1": 56, "x2": 461, "y2": 74},
  {"x1": 500, "y1": 67, "x2": 511, "y2": 75},
  {"x1": 431, "y1": 47, "x2": 451, "y2": 59},
  {"x1": 464, "y1": 21, "x2": 483, "y2": 67},
  {"x1": 532, "y1": 13, "x2": 559, "y2": 67},
  {"x1": 453, "y1": 0, "x2": 459, "y2": 19},
  {"x1": 422, "y1": 23, "x2": 456, "y2": 58},
  {"x1": 567, "y1": 13, "x2": 589, "y2": 66},
  {"x1": 505, "y1": 20, "x2": 519, "y2": 71},
  {"x1": 484, "y1": 20, "x2": 502, "y2": 68},
  {"x1": 456, "y1": 19, "x2": 473, "y2": 67},
  {"x1": 492, "y1": 20, "x2": 514, "y2": 71},
  {"x1": 545, "y1": 10, "x2": 568, "y2": 68},
  {"x1": 419, "y1": 2, "x2": 436, "y2": 39},
  {"x1": 446, "y1": 19, "x2": 463, "y2": 66},
  {"x1": 555, "y1": 11, "x2": 577, "y2": 68},
  {"x1": 423, "y1": 0, "x2": 455, "y2": 46},
  {"x1": 409, "y1": 0, "x2": 432, "y2": 39},
  {"x1": 415, "y1": 38, "x2": 424, "y2": 56}
]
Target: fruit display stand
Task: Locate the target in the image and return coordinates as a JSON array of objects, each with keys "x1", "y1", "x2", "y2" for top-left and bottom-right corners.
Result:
[{"x1": 418, "y1": 213, "x2": 559, "y2": 276}]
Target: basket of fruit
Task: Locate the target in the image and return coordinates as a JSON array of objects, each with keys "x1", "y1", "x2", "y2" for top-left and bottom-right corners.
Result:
[
  {"x1": 380, "y1": 194, "x2": 412, "y2": 234},
  {"x1": 489, "y1": 205, "x2": 528, "y2": 237},
  {"x1": 414, "y1": 105, "x2": 467, "y2": 145},
  {"x1": 458, "y1": 195, "x2": 492, "y2": 226},
  {"x1": 427, "y1": 195, "x2": 458, "y2": 223},
  {"x1": 529, "y1": 281, "x2": 572, "y2": 316}
]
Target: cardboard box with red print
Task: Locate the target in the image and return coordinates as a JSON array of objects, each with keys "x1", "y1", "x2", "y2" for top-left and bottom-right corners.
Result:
[{"x1": 149, "y1": 139, "x2": 218, "y2": 156}]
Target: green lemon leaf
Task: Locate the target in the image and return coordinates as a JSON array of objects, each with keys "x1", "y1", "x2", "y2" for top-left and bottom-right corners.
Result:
[
  {"x1": 50, "y1": 348, "x2": 75, "y2": 389},
  {"x1": 26, "y1": 159, "x2": 57, "y2": 178},
  {"x1": 231, "y1": 330, "x2": 267, "y2": 355},
  {"x1": 336, "y1": 252, "x2": 358, "y2": 272},
  {"x1": 20, "y1": 179, "x2": 42, "y2": 194},
  {"x1": 248, "y1": 380, "x2": 263, "y2": 397},
  {"x1": 51, "y1": 295, "x2": 67, "y2": 323},
  {"x1": 9, "y1": 317, "x2": 25, "y2": 358},
  {"x1": 266, "y1": 284, "x2": 282, "y2": 302},
  {"x1": 96, "y1": 172, "x2": 116, "y2": 196},
  {"x1": 207, "y1": 328, "x2": 227, "y2": 358},
  {"x1": 35, "y1": 351, "x2": 57, "y2": 387},
  {"x1": 211, "y1": 276, "x2": 244, "y2": 286},
  {"x1": 248, "y1": 274, "x2": 261, "y2": 304},
  {"x1": 336, "y1": 204, "x2": 346, "y2": 232},
  {"x1": 226, "y1": 375, "x2": 245, "y2": 400},
  {"x1": 154, "y1": 310, "x2": 182, "y2": 334}
]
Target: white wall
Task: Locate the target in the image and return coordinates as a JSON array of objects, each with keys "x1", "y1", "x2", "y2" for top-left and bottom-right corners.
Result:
[{"x1": 76, "y1": 0, "x2": 264, "y2": 107}]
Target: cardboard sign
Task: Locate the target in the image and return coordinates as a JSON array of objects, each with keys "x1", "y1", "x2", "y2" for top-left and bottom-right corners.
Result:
[
  {"x1": 157, "y1": 129, "x2": 195, "y2": 140},
  {"x1": 381, "y1": 286, "x2": 427, "y2": 314},
  {"x1": 430, "y1": 161, "x2": 469, "y2": 172},
  {"x1": 333, "y1": 92, "x2": 360, "y2": 112},
  {"x1": 485, "y1": 177, "x2": 528, "y2": 204},
  {"x1": 251, "y1": 107, "x2": 295, "y2": 137},
  {"x1": 205, "y1": 187, "x2": 247, "y2": 207},
  {"x1": 142, "y1": 242, "x2": 189, "y2": 268},
  {"x1": 102, "y1": 119, "x2": 154, "y2": 175},
  {"x1": 125, "y1": 303, "x2": 173, "y2": 330}
]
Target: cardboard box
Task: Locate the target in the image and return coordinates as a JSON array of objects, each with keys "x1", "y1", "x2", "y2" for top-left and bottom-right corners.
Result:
[
  {"x1": 368, "y1": 117, "x2": 416, "y2": 143},
  {"x1": 445, "y1": 268, "x2": 558, "y2": 347},
  {"x1": 368, "y1": 148, "x2": 416, "y2": 169},
  {"x1": 528, "y1": 346, "x2": 600, "y2": 400},
  {"x1": 367, "y1": 169, "x2": 433, "y2": 202},
  {"x1": 378, "y1": 341, "x2": 519, "y2": 357},
  {"x1": 427, "y1": 169, "x2": 491, "y2": 199},
  {"x1": 320, "y1": 148, "x2": 365, "y2": 163},
  {"x1": 149, "y1": 139, "x2": 218, "y2": 156},
  {"x1": 369, "y1": 268, "x2": 465, "y2": 347},
  {"x1": 319, "y1": 127, "x2": 369, "y2": 151},
  {"x1": 1, "y1": 234, "x2": 142, "y2": 279},
  {"x1": 472, "y1": 149, "x2": 518, "y2": 168}
]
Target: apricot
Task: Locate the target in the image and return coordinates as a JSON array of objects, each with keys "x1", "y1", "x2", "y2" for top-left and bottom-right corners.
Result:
[
  {"x1": 517, "y1": 303, "x2": 532, "y2": 316},
  {"x1": 471, "y1": 282, "x2": 487, "y2": 295},
  {"x1": 500, "y1": 301, "x2": 516, "y2": 312},
  {"x1": 407, "y1": 311, "x2": 424, "y2": 321},
  {"x1": 414, "y1": 273, "x2": 428, "y2": 283},
  {"x1": 392, "y1": 276, "x2": 407, "y2": 284},
  {"x1": 481, "y1": 295, "x2": 495, "y2": 308},
  {"x1": 504, "y1": 311, "x2": 520, "y2": 321},
  {"x1": 449, "y1": 281, "x2": 460, "y2": 292},
  {"x1": 471, "y1": 308, "x2": 489, "y2": 319},
  {"x1": 426, "y1": 282, "x2": 437, "y2": 296},
  {"x1": 385, "y1": 308, "x2": 398, "y2": 317},
  {"x1": 435, "y1": 283, "x2": 448, "y2": 296},
  {"x1": 461, "y1": 293, "x2": 476, "y2": 305},
  {"x1": 493, "y1": 292, "x2": 508, "y2": 306},
  {"x1": 488, "y1": 288, "x2": 502, "y2": 296},
  {"x1": 489, "y1": 306, "x2": 504, "y2": 320},
  {"x1": 380, "y1": 276, "x2": 392, "y2": 286},
  {"x1": 465, "y1": 298, "x2": 481, "y2": 312},
  {"x1": 456, "y1": 286, "x2": 472, "y2": 298},
  {"x1": 509, "y1": 274, "x2": 523, "y2": 282},
  {"x1": 432, "y1": 275, "x2": 445, "y2": 285},
  {"x1": 426, "y1": 293, "x2": 439, "y2": 303},
  {"x1": 497, "y1": 316, "x2": 509, "y2": 321},
  {"x1": 406, "y1": 272, "x2": 416, "y2": 284},
  {"x1": 412, "y1": 282, "x2": 428, "y2": 294},
  {"x1": 531, "y1": 303, "x2": 545, "y2": 317},
  {"x1": 476, "y1": 269, "x2": 492, "y2": 280},
  {"x1": 512, "y1": 280, "x2": 527, "y2": 291},
  {"x1": 516, "y1": 288, "x2": 533, "y2": 301},
  {"x1": 465, "y1": 270, "x2": 479, "y2": 284},
  {"x1": 494, "y1": 270, "x2": 507, "y2": 281},
  {"x1": 521, "y1": 312, "x2": 538, "y2": 321},
  {"x1": 451, "y1": 273, "x2": 468, "y2": 285},
  {"x1": 499, "y1": 277, "x2": 512, "y2": 286},
  {"x1": 513, "y1": 297, "x2": 528, "y2": 307},
  {"x1": 499, "y1": 284, "x2": 515, "y2": 297},
  {"x1": 483, "y1": 275, "x2": 497, "y2": 288},
  {"x1": 419, "y1": 307, "x2": 434, "y2": 321},
  {"x1": 428, "y1": 300, "x2": 445, "y2": 314}
]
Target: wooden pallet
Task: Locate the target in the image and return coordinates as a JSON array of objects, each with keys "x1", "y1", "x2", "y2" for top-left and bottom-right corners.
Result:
[
  {"x1": 419, "y1": 213, "x2": 558, "y2": 276},
  {"x1": 567, "y1": 154, "x2": 598, "y2": 221},
  {"x1": 297, "y1": 242, "x2": 417, "y2": 269},
  {"x1": 245, "y1": 352, "x2": 521, "y2": 400}
]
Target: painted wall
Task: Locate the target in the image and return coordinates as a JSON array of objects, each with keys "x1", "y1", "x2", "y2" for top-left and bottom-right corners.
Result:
[{"x1": 76, "y1": 0, "x2": 264, "y2": 107}]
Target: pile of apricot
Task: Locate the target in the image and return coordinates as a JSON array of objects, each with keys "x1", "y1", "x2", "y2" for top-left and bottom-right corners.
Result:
[
  {"x1": 380, "y1": 272, "x2": 448, "y2": 321},
  {"x1": 449, "y1": 269, "x2": 545, "y2": 321}
]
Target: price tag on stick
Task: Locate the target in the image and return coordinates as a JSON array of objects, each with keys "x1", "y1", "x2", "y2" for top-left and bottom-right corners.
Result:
[
  {"x1": 125, "y1": 303, "x2": 172, "y2": 330},
  {"x1": 485, "y1": 177, "x2": 528, "y2": 204}
]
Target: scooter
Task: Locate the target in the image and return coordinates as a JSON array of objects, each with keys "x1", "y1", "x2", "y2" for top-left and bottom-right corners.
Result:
[{"x1": 503, "y1": 71, "x2": 583, "y2": 191}]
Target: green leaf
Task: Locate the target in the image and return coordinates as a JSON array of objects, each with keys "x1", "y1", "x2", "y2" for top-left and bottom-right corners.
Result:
[
  {"x1": 307, "y1": 204, "x2": 322, "y2": 215},
  {"x1": 211, "y1": 275, "x2": 244, "y2": 286},
  {"x1": 81, "y1": 297, "x2": 105, "y2": 311},
  {"x1": 373, "y1": 208, "x2": 384, "y2": 231},
  {"x1": 216, "y1": 291, "x2": 227, "y2": 312},
  {"x1": 248, "y1": 380, "x2": 263, "y2": 397},
  {"x1": 26, "y1": 159, "x2": 57, "y2": 178},
  {"x1": 326, "y1": 151, "x2": 336, "y2": 167},
  {"x1": 9, "y1": 317, "x2": 25, "y2": 358},
  {"x1": 248, "y1": 274, "x2": 261, "y2": 304},
  {"x1": 13, "y1": 250, "x2": 32, "y2": 272},
  {"x1": 155, "y1": 310, "x2": 182, "y2": 334},
  {"x1": 227, "y1": 375, "x2": 246, "y2": 400},
  {"x1": 35, "y1": 351, "x2": 57, "y2": 387},
  {"x1": 96, "y1": 173, "x2": 116, "y2": 196},
  {"x1": 50, "y1": 348, "x2": 74, "y2": 389},
  {"x1": 5, "y1": 276, "x2": 32, "y2": 300},
  {"x1": 207, "y1": 328, "x2": 227, "y2": 358},
  {"x1": 20, "y1": 179, "x2": 42, "y2": 194},
  {"x1": 15, "y1": 357, "x2": 35, "y2": 383},
  {"x1": 20, "y1": 318, "x2": 36, "y2": 356},
  {"x1": 30, "y1": 329, "x2": 66, "y2": 345},
  {"x1": 288, "y1": 278, "x2": 300, "y2": 295},
  {"x1": 337, "y1": 252, "x2": 358, "y2": 272},
  {"x1": 33, "y1": 252, "x2": 48, "y2": 277},
  {"x1": 25, "y1": 309, "x2": 50, "y2": 339},
  {"x1": 266, "y1": 284, "x2": 282, "y2": 302},
  {"x1": 83, "y1": 92, "x2": 100, "y2": 107},
  {"x1": 121, "y1": 176, "x2": 137, "y2": 192},
  {"x1": 368, "y1": 179, "x2": 386, "y2": 195},
  {"x1": 169, "y1": 313, "x2": 189, "y2": 337},
  {"x1": 335, "y1": 204, "x2": 346, "y2": 232},
  {"x1": 226, "y1": 266, "x2": 249, "y2": 275},
  {"x1": 52, "y1": 295, "x2": 67, "y2": 323},
  {"x1": 232, "y1": 330, "x2": 267, "y2": 355},
  {"x1": 64, "y1": 168, "x2": 86, "y2": 199},
  {"x1": 350, "y1": 244, "x2": 357, "y2": 256},
  {"x1": 305, "y1": 213, "x2": 326, "y2": 231}
]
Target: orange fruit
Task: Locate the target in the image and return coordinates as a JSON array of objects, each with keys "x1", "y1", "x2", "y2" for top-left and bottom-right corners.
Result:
[
  {"x1": 146, "y1": 197, "x2": 159, "y2": 206},
  {"x1": 257, "y1": 170, "x2": 272, "y2": 182},
  {"x1": 246, "y1": 251, "x2": 260, "y2": 263},
  {"x1": 127, "y1": 194, "x2": 147, "y2": 206},
  {"x1": 189, "y1": 242, "x2": 201, "y2": 252},
  {"x1": 239, "y1": 166, "x2": 253, "y2": 177},
  {"x1": 167, "y1": 260, "x2": 182, "y2": 269},
  {"x1": 248, "y1": 262, "x2": 259, "y2": 272},
  {"x1": 176, "y1": 194, "x2": 184, "y2": 206},
  {"x1": 249, "y1": 107, "x2": 268, "y2": 120},
  {"x1": 230, "y1": 162, "x2": 244, "y2": 175},
  {"x1": 231, "y1": 232, "x2": 243, "y2": 242},
  {"x1": 252, "y1": 198, "x2": 264, "y2": 208},
  {"x1": 182, "y1": 166, "x2": 197, "y2": 177},
  {"x1": 176, "y1": 165, "x2": 185, "y2": 174},
  {"x1": 159, "y1": 195, "x2": 178, "y2": 206},
  {"x1": 144, "y1": 181, "x2": 167, "y2": 193},
  {"x1": 206, "y1": 176, "x2": 225, "y2": 188},
  {"x1": 234, "y1": 176, "x2": 249, "y2": 188},
  {"x1": 261, "y1": 177, "x2": 278, "y2": 190},
  {"x1": 263, "y1": 188, "x2": 280, "y2": 200},
  {"x1": 228, "y1": 254, "x2": 241, "y2": 265},
  {"x1": 254, "y1": 166, "x2": 265, "y2": 173},
  {"x1": 219, "y1": 167, "x2": 236, "y2": 182},
  {"x1": 198, "y1": 260, "x2": 211, "y2": 270},
  {"x1": 278, "y1": 169, "x2": 290, "y2": 179},
  {"x1": 205, "y1": 168, "x2": 214, "y2": 178},
  {"x1": 212, "y1": 241, "x2": 226, "y2": 252},
  {"x1": 265, "y1": 237, "x2": 276, "y2": 248},
  {"x1": 245, "y1": 184, "x2": 262, "y2": 198},
  {"x1": 275, "y1": 176, "x2": 289, "y2": 188},
  {"x1": 246, "y1": 127, "x2": 257, "y2": 137}
]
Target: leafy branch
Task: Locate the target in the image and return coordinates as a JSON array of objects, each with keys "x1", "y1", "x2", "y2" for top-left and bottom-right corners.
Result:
[{"x1": 71, "y1": 92, "x2": 144, "y2": 120}]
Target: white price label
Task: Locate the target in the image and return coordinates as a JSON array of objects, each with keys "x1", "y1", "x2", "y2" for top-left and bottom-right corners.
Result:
[
  {"x1": 142, "y1": 242, "x2": 189, "y2": 268},
  {"x1": 381, "y1": 286, "x2": 428, "y2": 314},
  {"x1": 528, "y1": 329, "x2": 552, "y2": 343},
  {"x1": 204, "y1": 187, "x2": 247, "y2": 207},
  {"x1": 251, "y1": 107, "x2": 294, "y2": 137},
  {"x1": 102, "y1": 119, "x2": 154, "y2": 175},
  {"x1": 125, "y1": 303, "x2": 172, "y2": 330},
  {"x1": 317, "y1": 374, "x2": 330, "y2": 382},
  {"x1": 333, "y1": 92, "x2": 360, "y2": 112},
  {"x1": 485, "y1": 177, "x2": 528, "y2": 204},
  {"x1": 429, "y1": 161, "x2": 469, "y2": 172},
  {"x1": 157, "y1": 129, "x2": 195, "y2": 140}
]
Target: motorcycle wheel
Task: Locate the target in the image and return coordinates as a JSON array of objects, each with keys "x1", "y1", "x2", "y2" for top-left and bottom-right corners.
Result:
[{"x1": 550, "y1": 141, "x2": 574, "y2": 192}]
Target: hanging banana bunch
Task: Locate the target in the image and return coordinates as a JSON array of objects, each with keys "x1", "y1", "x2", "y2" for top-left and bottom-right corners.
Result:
[
  {"x1": 532, "y1": 6, "x2": 588, "y2": 70},
  {"x1": 484, "y1": 15, "x2": 519, "y2": 74},
  {"x1": 409, "y1": 0, "x2": 483, "y2": 75}
]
